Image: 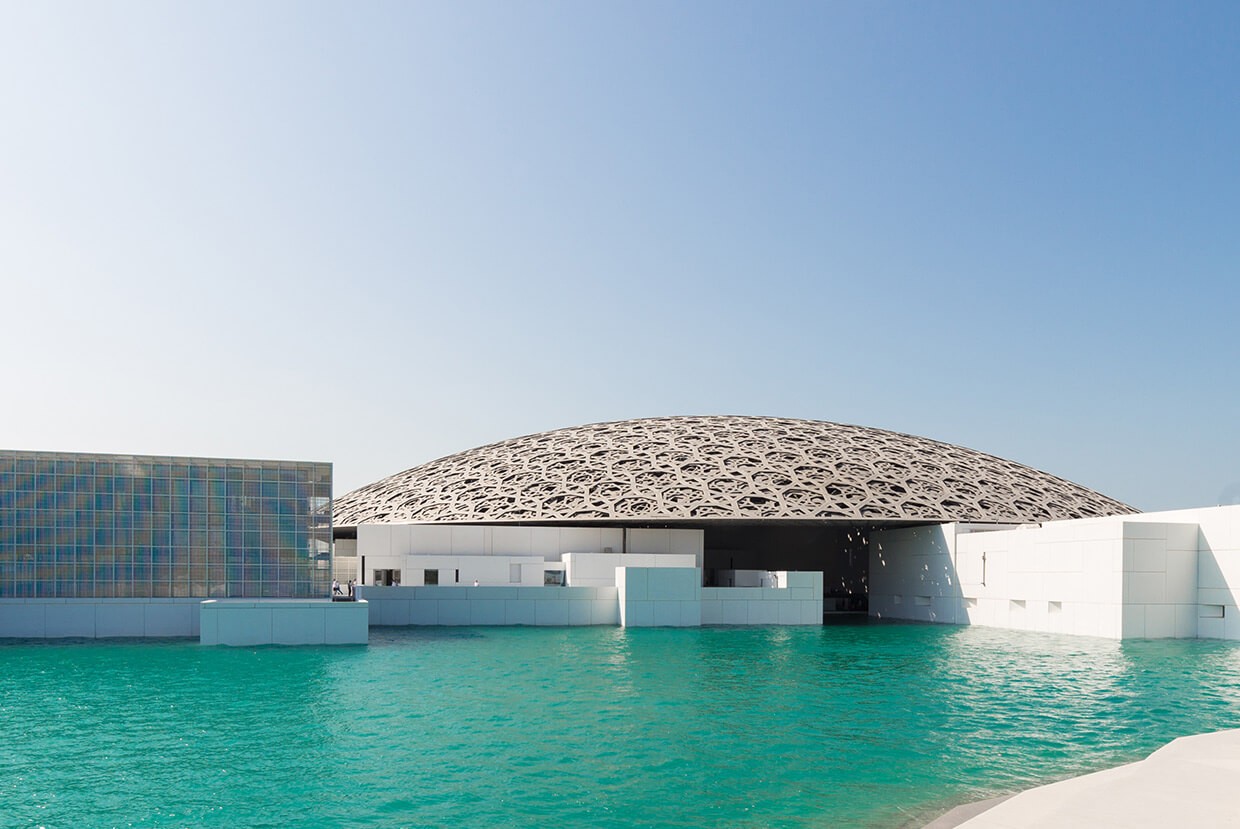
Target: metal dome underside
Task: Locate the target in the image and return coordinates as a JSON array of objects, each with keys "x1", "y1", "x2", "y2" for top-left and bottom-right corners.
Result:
[{"x1": 333, "y1": 416, "x2": 1135, "y2": 526}]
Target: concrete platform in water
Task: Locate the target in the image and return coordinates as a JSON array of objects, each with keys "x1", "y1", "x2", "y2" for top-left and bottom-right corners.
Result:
[{"x1": 926, "y1": 728, "x2": 1240, "y2": 828}]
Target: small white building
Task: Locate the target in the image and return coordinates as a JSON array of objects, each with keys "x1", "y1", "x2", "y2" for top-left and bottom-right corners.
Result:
[
  {"x1": 869, "y1": 504, "x2": 1240, "y2": 640},
  {"x1": 347, "y1": 522, "x2": 823, "y2": 628}
]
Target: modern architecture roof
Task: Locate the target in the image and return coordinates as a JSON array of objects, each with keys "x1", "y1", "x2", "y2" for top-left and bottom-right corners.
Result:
[{"x1": 333, "y1": 416, "x2": 1135, "y2": 526}]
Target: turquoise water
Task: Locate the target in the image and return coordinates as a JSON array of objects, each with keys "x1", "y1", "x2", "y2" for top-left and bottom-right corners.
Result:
[{"x1": 4, "y1": 623, "x2": 1240, "y2": 828}]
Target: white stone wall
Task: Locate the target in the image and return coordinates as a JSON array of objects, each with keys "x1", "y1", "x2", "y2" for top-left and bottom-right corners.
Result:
[
  {"x1": 358, "y1": 585, "x2": 620, "y2": 626},
  {"x1": 868, "y1": 523, "x2": 965, "y2": 625},
  {"x1": 702, "y1": 571, "x2": 823, "y2": 625},
  {"x1": 1120, "y1": 505, "x2": 1240, "y2": 638},
  {"x1": 616, "y1": 567, "x2": 701, "y2": 627},
  {"x1": 0, "y1": 598, "x2": 202, "y2": 638},
  {"x1": 564, "y1": 553, "x2": 698, "y2": 586},
  {"x1": 869, "y1": 508, "x2": 1240, "y2": 640},
  {"x1": 356, "y1": 524, "x2": 704, "y2": 585},
  {"x1": 199, "y1": 600, "x2": 368, "y2": 646},
  {"x1": 392, "y1": 554, "x2": 548, "y2": 587}
]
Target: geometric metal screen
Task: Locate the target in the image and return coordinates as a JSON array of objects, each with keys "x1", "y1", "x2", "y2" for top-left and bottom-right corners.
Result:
[
  {"x1": 0, "y1": 451, "x2": 333, "y2": 599},
  {"x1": 334, "y1": 415, "x2": 1134, "y2": 525}
]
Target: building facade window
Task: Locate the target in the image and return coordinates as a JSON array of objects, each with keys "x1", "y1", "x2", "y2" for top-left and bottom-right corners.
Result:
[{"x1": 0, "y1": 451, "x2": 332, "y2": 599}]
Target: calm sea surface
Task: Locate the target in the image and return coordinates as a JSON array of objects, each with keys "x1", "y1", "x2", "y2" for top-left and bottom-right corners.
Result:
[{"x1": 3, "y1": 622, "x2": 1240, "y2": 828}]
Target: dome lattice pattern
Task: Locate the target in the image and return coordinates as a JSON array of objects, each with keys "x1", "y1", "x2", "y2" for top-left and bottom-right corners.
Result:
[{"x1": 333, "y1": 416, "x2": 1135, "y2": 525}]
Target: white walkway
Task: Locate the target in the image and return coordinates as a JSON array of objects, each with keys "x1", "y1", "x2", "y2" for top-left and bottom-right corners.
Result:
[{"x1": 928, "y1": 729, "x2": 1240, "y2": 828}]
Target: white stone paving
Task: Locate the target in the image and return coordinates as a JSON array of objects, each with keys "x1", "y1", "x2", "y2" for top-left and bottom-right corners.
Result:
[{"x1": 937, "y1": 729, "x2": 1240, "y2": 828}]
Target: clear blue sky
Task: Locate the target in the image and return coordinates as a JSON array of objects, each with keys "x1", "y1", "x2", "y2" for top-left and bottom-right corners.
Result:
[{"x1": 2, "y1": 1, "x2": 1238, "y2": 510}]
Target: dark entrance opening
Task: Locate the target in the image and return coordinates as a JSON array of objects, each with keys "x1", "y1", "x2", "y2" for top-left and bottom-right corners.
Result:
[{"x1": 702, "y1": 524, "x2": 871, "y2": 613}]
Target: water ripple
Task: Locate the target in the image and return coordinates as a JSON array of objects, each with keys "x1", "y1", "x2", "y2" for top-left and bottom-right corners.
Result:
[{"x1": 2, "y1": 624, "x2": 1239, "y2": 828}]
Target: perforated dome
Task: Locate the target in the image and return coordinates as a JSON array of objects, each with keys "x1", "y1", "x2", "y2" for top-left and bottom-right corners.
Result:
[{"x1": 333, "y1": 416, "x2": 1134, "y2": 525}]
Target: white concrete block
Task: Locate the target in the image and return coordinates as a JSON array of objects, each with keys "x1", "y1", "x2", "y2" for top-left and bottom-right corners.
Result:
[
  {"x1": 628, "y1": 528, "x2": 671, "y2": 554},
  {"x1": 451, "y1": 525, "x2": 486, "y2": 555},
  {"x1": 560, "y1": 526, "x2": 603, "y2": 553},
  {"x1": 1198, "y1": 588, "x2": 1236, "y2": 606},
  {"x1": 591, "y1": 600, "x2": 619, "y2": 626},
  {"x1": 625, "y1": 601, "x2": 654, "y2": 627},
  {"x1": 621, "y1": 567, "x2": 648, "y2": 600},
  {"x1": 700, "y1": 599, "x2": 721, "y2": 624},
  {"x1": 1164, "y1": 550, "x2": 1199, "y2": 603},
  {"x1": 647, "y1": 568, "x2": 697, "y2": 601},
  {"x1": 96, "y1": 603, "x2": 148, "y2": 638},
  {"x1": 1198, "y1": 616, "x2": 1226, "y2": 639},
  {"x1": 535, "y1": 600, "x2": 570, "y2": 626},
  {"x1": 651, "y1": 602, "x2": 680, "y2": 627},
  {"x1": 1144, "y1": 604, "x2": 1175, "y2": 638},
  {"x1": 1165, "y1": 523, "x2": 1201, "y2": 551},
  {"x1": 144, "y1": 602, "x2": 195, "y2": 637},
  {"x1": 504, "y1": 600, "x2": 536, "y2": 625},
  {"x1": 1124, "y1": 521, "x2": 1168, "y2": 540},
  {"x1": 388, "y1": 523, "x2": 413, "y2": 556},
  {"x1": 669, "y1": 529, "x2": 704, "y2": 559},
  {"x1": 1174, "y1": 604, "x2": 1198, "y2": 638},
  {"x1": 272, "y1": 608, "x2": 323, "y2": 645},
  {"x1": 408, "y1": 524, "x2": 454, "y2": 555},
  {"x1": 438, "y1": 600, "x2": 470, "y2": 625},
  {"x1": 1122, "y1": 604, "x2": 1146, "y2": 638},
  {"x1": 358, "y1": 524, "x2": 394, "y2": 557},
  {"x1": 199, "y1": 604, "x2": 219, "y2": 644},
  {"x1": 530, "y1": 527, "x2": 562, "y2": 559},
  {"x1": 470, "y1": 600, "x2": 506, "y2": 625},
  {"x1": 45, "y1": 603, "x2": 96, "y2": 638},
  {"x1": 408, "y1": 600, "x2": 439, "y2": 625},
  {"x1": 1125, "y1": 572, "x2": 1166, "y2": 605},
  {"x1": 212, "y1": 607, "x2": 270, "y2": 646},
  {"x1": 719, "y1": 597, "x2": 744, "y2": 624},
  {"x1": 491, "y1": 526, "x2": 533, "y2": 555},
  {"x1": 679, "y1": 601, "x2": 701, "y2": 626},
  {"x1": 1198, "y1": 553, "x2": 1229, "y2": 591},
  {"x1": 568, "y1": 600, "x2": 593, "y2": 626},
  {"x1": 1126, "y1": 539, "x2": 1168, "y2": 573},
  {"x1": 747, "y1": 601, "x2": 779, "y2": 625},
  {"x1": 324, "y1": 603, "x2": 369, "y2": 644}
]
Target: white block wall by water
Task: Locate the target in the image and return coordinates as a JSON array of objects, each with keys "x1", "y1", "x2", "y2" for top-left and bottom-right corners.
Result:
[
  {"x1": 358, "y1": 585, "x2": 621, "y2": 626},
  {"x1": 0, "y1": 598, "x2": 202, "y2": 639},
  {"x1": 868, "y1": 507, "x2": 1240, "y2": 640},
  {"x1": 702, "y1": 571, "x2": 823, "y2": 625},
  {"x1": 199, "y1": 600, "x2": 369, "y2": 646},
  {"x1": 616, "y1": 567, "x2": 701, "y2": 627},
  {"x1": 1121, "y1": 504, "x2": 1240, "y2": 639}
]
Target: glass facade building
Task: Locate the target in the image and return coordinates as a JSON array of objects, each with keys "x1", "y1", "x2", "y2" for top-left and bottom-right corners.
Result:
[{"x1": 0, "y1": 451, "x2": 332, "y2": 599}]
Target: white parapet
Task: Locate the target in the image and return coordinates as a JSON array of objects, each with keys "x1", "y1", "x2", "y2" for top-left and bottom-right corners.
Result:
[
  {"x1": 199, "y1": 599, "x2": 369, "y2": 646},
  {"x1": 357, "y1": 585, "x2": 621, "y2": 626},
  {"x1": 702, "y1": 571, "x2": 824, "y2": 625},
  {"x1": 0, "y1": 598, "x2": 203, "y2": 639}
]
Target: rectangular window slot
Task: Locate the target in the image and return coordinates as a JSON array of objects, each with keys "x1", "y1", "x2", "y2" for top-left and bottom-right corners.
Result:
[
  {"x1": 1010, "y1": 599, "x2": 1026, "y2": 611},
  {"x1": 964, "y1": 597, "x2": 977, "y2": 609},
  {"x1": 423, "y1": 569, "x2": 438, "y2": 586},
  {"x1": 914, "y1": 595, "x2": 931, "y2": 607},
  {"x1": 1048, "y1": 601, "x2": 1063, "y2": 614},
  {"x1": 1200, "y1": 604, "x2": 1225, "y2": 619},
  {"x1": 509, "y1": 563, "x2": 521, "y2": 584},
  {"x1": 892, "y1": 595, "x2": 903, "y2": 605}
]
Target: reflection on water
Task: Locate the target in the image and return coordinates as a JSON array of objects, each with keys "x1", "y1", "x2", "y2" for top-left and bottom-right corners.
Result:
[{"x1": 2, "y1": 622, "x2": 1239, "y2": 828}]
